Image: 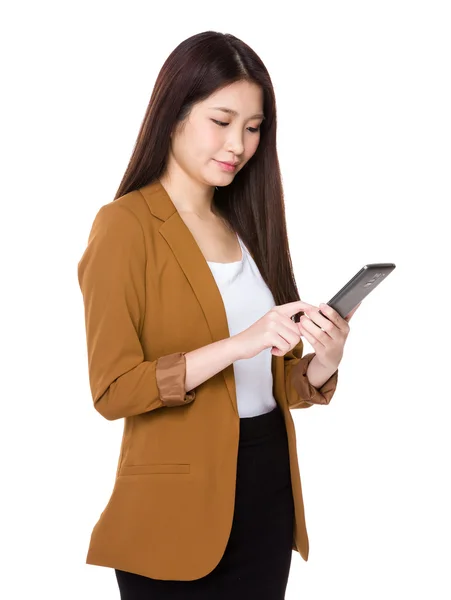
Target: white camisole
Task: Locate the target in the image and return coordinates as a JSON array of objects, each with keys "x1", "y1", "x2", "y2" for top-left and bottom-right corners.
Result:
[{"x1": 206, "y1": 235, "x2": 278, "y2": 418}]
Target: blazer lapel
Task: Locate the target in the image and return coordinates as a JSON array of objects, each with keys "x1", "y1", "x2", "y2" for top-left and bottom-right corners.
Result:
[{"x1": 139, "y1": 179, "x2": 282, "y2": 417}]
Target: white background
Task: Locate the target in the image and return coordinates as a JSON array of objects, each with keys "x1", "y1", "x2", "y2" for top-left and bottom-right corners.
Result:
[{"x1": 1, "y1": 1, "x2": 450, "y2": 598}]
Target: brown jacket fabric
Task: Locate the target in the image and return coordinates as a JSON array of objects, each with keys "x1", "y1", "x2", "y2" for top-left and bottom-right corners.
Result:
[{"x1": 77, "y1": 179, "x2": 339, "y2": 580}]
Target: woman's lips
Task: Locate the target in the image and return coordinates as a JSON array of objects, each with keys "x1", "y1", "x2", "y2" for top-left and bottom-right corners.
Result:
[{"x1": 215, "y1": 160, "x2": 237, "y2": 172}]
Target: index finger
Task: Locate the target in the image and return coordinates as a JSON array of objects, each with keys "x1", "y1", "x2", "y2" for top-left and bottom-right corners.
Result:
[{"x1": 278, "y1": 300, "x2": 316, "y2": 322}]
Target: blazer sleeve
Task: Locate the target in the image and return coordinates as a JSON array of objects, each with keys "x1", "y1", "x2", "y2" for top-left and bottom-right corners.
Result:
[
  {"x1": 77, "y1": 202, "x2": 196, "y2": 421},
  {"x1": 284, "y1": 338, "x2": 339, "y2": 409}
]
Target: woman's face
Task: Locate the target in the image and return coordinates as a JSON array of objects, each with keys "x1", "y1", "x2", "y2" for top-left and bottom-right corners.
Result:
[{"x1": 169, "y1": 80, "x2": 264, "y2": 187}]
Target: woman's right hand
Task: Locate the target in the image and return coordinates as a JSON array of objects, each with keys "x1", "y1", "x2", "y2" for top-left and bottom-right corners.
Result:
[{"x1": 233, "y1": 301, "x2": 317, "y2": 360}]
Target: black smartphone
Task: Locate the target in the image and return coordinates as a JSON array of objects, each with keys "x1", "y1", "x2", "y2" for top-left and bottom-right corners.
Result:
[{"x1": 291, "y1": 262, "x2": 396, "y2": 324}]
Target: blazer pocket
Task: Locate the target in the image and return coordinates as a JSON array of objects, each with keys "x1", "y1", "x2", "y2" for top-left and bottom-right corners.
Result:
[{"x1": 119, "y1": 463, "x2": 191, "y2": 476}]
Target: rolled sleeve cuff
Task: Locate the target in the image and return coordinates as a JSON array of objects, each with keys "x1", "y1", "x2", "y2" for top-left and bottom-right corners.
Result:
[
  {"x1": 290, "y1": 352, "x2": 338, "y2": 405},
  {"x1": 156, "y1": 352, "x2": 196, "y2": 407}
]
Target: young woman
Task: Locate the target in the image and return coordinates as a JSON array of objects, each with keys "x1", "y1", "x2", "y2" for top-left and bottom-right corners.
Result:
[{"x1": 77, "y1": 30, "x2": 358, "y2": 600}]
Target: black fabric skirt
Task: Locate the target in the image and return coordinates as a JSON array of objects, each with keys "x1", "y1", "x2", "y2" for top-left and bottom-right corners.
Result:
[{"x1": 115, "y1": 403, "x2": 295, "y2": 600}]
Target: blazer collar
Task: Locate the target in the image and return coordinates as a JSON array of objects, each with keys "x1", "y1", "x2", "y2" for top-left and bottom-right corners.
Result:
[{"x1": 138, "y1": 179, "x2": 281, "y2": 417}]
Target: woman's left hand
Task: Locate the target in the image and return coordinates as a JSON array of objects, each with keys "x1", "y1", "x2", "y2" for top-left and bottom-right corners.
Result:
[{"x1": 298, "y1": 302, "x2": 361, "y2": 371}]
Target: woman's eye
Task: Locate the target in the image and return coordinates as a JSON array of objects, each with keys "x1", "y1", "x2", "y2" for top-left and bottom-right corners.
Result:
[{"x1": 211, "y1": 119, "x2": 260, "y2": 133}]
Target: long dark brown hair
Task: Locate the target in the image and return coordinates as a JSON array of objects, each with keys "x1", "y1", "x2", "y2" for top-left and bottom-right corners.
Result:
[{"x1": 114, "y1": 30, "x2": 302, "y2": 308}]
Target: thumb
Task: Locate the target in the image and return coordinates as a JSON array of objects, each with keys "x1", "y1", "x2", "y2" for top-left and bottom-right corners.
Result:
[{"x1": 345, "y1": 302, "x2": 362, "y2": 322}]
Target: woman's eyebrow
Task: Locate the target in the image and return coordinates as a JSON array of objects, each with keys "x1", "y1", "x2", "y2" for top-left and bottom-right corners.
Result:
[{"x1": 209, "y1": 106, "x2": 265, "y2": 120}]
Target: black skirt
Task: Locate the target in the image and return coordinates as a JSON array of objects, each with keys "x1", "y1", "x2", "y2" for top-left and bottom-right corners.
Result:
[{"x1": 115, "y1": 403, "x2": 295, "y2": 600}]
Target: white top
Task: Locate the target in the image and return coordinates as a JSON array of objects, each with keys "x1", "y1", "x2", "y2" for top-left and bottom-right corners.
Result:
[{"x1": 206, "y1": 235, "x2": 278, "y2": 418}]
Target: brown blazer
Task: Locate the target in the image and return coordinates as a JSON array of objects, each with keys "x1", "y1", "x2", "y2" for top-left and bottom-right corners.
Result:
[{"x1": 77, "y1": 179, "x2": 339, "y2": 581}]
